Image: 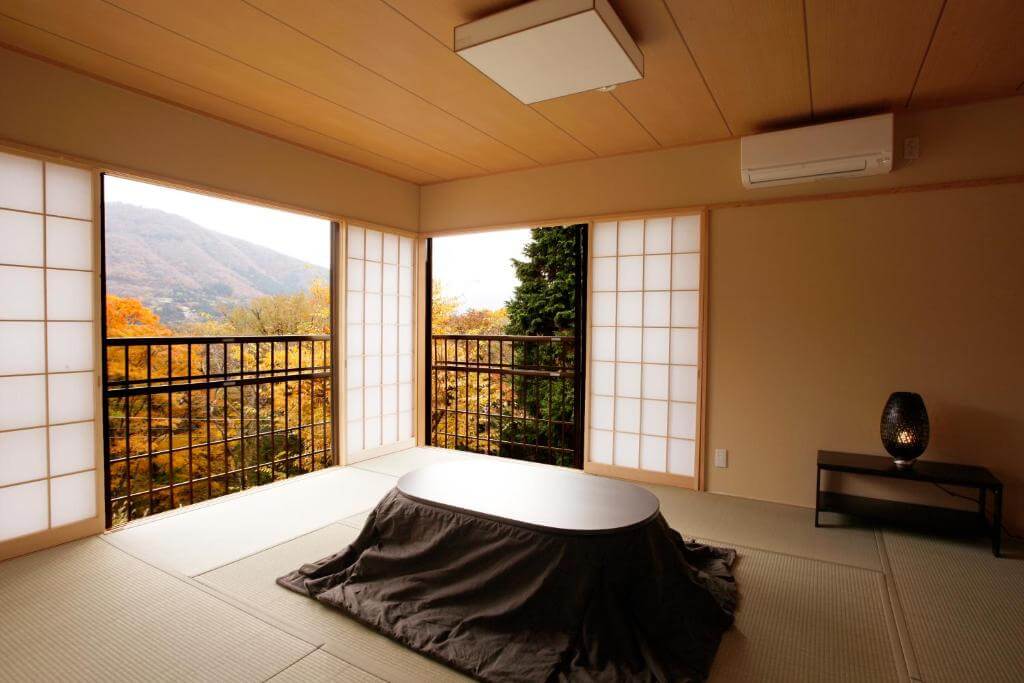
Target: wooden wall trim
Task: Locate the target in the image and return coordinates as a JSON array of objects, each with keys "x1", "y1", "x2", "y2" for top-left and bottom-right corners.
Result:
[
  {"x1": 581, "y1": 221, "x2": 594, "y2": 467},
  {"x1": 0, "y1": 136, "x2": 331, "y2": 219},
  {"x1": 0, "y1": 136, "x2": 416, "y2": 235},
  {"x1": 584, "y1": 462, "x2": 696, "y2": 489},
  {"x1": 335, "y1": 220, "x2": 348, "y2": 467},
  {"x1": 0, "y1": 516, "x2": 105, "y2": 563},
  {"x1": 347, "y1": 438, "x2": 417, "y2": 464},
  {"x1": 696, "y1": 209, "x2": 710, "y2": 492},
  {"x1": 414, "y1": 238, "x2": 428, "y2": 446},
  {"x1": 420, "y1": 172, "x2": 1024, "y2": 238}
]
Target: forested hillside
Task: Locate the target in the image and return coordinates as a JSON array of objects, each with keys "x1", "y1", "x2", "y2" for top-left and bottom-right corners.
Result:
[{"x1": 104, "y1": 202, "x2": 328, "y2": 326}]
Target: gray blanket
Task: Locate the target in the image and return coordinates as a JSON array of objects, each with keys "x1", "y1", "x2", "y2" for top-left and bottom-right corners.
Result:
[{"x1": 278, "y1": 488, "x2": 737, "y2": 682}]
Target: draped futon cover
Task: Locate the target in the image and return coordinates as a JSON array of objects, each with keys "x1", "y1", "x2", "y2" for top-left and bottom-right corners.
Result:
[{"x1": 278, "y1": 488, "x2": 738, "y2": 682}]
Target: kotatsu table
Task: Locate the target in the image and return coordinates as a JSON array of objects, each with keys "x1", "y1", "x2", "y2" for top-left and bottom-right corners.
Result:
[{"x1": 278, "y1": 460, "x2": 738, "y2": 682}]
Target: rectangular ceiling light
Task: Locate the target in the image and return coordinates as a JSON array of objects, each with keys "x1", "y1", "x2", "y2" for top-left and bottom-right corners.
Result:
[{"x1": 455, "y1": 0, "x2": 643, "y2": 104}]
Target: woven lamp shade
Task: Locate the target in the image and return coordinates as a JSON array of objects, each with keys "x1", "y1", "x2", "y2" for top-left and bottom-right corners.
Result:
[{"x1": 880, "y1": 392, "x2": 929, "y2": 468}]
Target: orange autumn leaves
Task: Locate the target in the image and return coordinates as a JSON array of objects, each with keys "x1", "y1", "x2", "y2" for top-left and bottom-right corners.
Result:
[{"x1": 106, "y1": 295, "x2": 173, "y2": 338}]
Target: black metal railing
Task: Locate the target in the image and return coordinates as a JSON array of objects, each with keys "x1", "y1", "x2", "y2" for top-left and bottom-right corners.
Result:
[
  {"x1": 428, "y1": 334, "x2": 580, "y2": 468},
  {"x1": 102, "y1": 335, "x2": 333, "y2": 527}
]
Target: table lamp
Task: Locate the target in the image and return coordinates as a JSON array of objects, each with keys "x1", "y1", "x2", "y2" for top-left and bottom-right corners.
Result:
[{"x1": 880, "y1": 392, "x2": 929, "y2": 469}]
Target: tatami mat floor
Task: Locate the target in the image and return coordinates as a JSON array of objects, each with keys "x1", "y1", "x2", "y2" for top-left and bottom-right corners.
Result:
[{"x1": 0, "y1": 446, "x2": 1020, "y2": 682}]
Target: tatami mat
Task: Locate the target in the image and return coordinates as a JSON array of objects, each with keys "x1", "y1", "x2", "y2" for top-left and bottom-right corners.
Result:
[
  {"x1": 0, "y1": 537, "x2": 313, "y2": 682},
  {"x1": 4, "y1": 448, "x2": 1021, "y2": 682},
  {"x1": 197, "y1": 522, "x2": 469, "y2": 682},
  {"x1": 103, "y1": 466, "x2": 397, "y2": 576},
  {"x1": 199, "y1": 515, "x2": 899, "y2": 683},
  {"x1": 647, "y1": 483, "x2": 883, "y2": 570},
  {"x1": 352, "y1": 446, "x2": 485, "y2": 478},
  {"x1": 710, "y1": 545, "x2": 901, "y2": 682},
  {"x1": 339, "y1": 509, "x2": 371, "y2": 530},
  {"x1": 883, "y1": 530, "x2": 1024, "y2": 683},
  {"x1": 270, "y1": 649, "x2": 382, "y2": 682}
]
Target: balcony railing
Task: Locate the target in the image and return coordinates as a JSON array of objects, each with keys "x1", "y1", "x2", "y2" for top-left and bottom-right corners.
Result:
[
  {"x1": 103, "y1": 335, "x2": 333, "y2": 527},
  {"x1": 428, "y1": 334, "x2": 581, "y2": 468}
]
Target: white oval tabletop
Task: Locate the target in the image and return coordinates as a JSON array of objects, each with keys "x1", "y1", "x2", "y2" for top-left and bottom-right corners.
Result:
[{"x1": 397, "y1": 459, "x2": 660, "y2": 533}]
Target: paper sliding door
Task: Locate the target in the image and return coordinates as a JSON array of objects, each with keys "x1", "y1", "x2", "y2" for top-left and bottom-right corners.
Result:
[
  {"x1": 0, "y1": 149, "x2": 101, "y2": 558},
  {"x1": 585, "y1": 212, "x2": 705, "y2": 489},
  {"x1": 344, "y1": 225, "x2": 415, "y2": 463}
]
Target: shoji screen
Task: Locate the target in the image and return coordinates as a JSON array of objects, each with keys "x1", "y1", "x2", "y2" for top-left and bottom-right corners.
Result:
[
  {"x1": 586, "y1": 213, "x2": 704, "y2": 487},
  {"x1": 0, "y1": 151, "x2": 99, "y2": 547},
  {"x1": 345, "y1": 226, "x2": 415, "y2": 463}
]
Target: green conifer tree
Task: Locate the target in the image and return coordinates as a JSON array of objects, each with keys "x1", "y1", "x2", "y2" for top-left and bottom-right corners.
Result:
[
  {"x1": 501, "y1": 225, "x2": 583, "y2": 466},
  {"x1": 505, "y1": 226, "x2": 581, "y2": 337}
]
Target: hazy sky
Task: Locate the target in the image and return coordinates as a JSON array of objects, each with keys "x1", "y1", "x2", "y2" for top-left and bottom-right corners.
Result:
[
  {"x1": 104, "y1": 175, "x2": 528, "y2": 309},
  {"x1": 432, "y1": 229, "x2": 530, "y2": 311},
  {"x1": 104, "y1": 175, "x2": 332, "y2": 267}
]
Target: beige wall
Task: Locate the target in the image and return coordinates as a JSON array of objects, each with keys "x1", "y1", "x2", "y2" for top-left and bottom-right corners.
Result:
[
  {"x1": 420, "y1": 94, "x2": 1024, "y2": 533},
  {"x1": 707, "y1": 184, "x2": 1024, "y2": 532},
  {"x1": 420, "y1": 95, "x2": 1024, "y2": 231},
  {"x1": 0, "y1": 48, "x2": 419, "y2": 230}
]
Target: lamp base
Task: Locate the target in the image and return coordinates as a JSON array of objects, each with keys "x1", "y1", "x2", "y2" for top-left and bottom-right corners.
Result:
[{"x1": 893, "y1": 458, "x2": 917, "y2": 470}]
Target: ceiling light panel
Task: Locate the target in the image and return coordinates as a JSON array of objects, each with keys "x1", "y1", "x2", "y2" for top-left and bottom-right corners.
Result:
[{"x1": 455, "y1": 0, "x2": 643, "y2": 104}]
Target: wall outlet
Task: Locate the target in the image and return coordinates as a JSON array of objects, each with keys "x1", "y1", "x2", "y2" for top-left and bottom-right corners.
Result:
[
  {"x1": 714, "y1": 449, "x2": 728, "y2": 468},
  {"x1": 903, "y1": 136, "x2": 920, "y2": 160}
]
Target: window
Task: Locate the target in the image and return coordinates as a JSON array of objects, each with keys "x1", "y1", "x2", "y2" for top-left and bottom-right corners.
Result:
[
  {"x1": 101, "y1": 175, "x2": 336, "y2": 525},
  {"x1": 587, "y1": 213, "x2": 703, "y2": 482},
  {"x1": 0, "y1": 150, "x2": 97, "y2": 542},
  {"x1": 346, "y1": 225, "x2": 415, "y2": 461}
]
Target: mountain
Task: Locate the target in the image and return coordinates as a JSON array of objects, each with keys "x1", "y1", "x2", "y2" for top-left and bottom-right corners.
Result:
[{"x1": 104, "y1": 202, "x2": 329, "y2": 326}]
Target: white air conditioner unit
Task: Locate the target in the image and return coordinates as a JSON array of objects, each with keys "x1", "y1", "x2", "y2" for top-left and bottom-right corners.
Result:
[{"x1": 740, "y1": 113, "x2": 893, "y2": 188}]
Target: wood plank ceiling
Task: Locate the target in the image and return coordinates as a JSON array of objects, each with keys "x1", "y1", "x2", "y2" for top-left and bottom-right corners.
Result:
[{"x1": 0, "y1": 0, "x2": 1021, "y2": 185}]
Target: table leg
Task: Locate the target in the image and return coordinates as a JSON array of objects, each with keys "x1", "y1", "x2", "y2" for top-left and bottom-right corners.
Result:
[
  {"x1": 992, "y1": 487, "x2": 1002, "y2": 558},
  {"x1": 814, "y1": 467, "x2": 821, "y2": 528}
]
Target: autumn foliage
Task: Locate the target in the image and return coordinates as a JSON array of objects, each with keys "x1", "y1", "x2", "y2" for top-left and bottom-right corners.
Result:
[
  {"x1": 105, "y1": 285, "x2": 332, "y2": 524},
  {"x1": 106, "y1": 295, "x2": 173, "y2": 337},
  {"x1": 430, "y1": 227, "x2": 581, "y2": 467},
  {"x1": 431, "y1": 283, "x2": 508, "y2": 335}
]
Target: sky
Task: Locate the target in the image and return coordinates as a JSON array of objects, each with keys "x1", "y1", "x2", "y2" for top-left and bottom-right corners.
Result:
[
  {"x1": 104, "y1": 175, "x2": 332, "y2": 267},
  {"x1": 432, "y1": 228, "x2": 530, "y2": 311},
  {"x1": 103, "y1": 174, "x2": 528, "y2": 310}
]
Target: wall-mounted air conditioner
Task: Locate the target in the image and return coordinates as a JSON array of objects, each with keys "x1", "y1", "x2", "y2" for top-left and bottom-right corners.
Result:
[{"x1": 740, "y1": 113, "x2": 893, "y2": 188}]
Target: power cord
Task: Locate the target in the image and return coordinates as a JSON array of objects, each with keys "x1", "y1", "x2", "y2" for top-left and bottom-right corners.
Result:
[{"x1": 933, "y1": 483, "x2": 1024, "y2": 542}]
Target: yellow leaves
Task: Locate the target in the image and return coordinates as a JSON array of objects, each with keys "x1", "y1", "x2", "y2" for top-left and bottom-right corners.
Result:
[
  {"x1": 431, "y1": 281, "x2": 508, "y2": 335},
  {"x1": 441, "y1": 308, "x2": 509, "y2": 335},
  {"x1": 431, "y1": 282, "x2": 460, "y2": 332},
  {"x1": 178, "y1": 277, "x2": 332, "y2": 336}
]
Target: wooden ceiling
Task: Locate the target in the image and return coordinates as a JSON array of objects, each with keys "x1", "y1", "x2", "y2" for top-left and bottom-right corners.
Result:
[{"x1": 1, "y1": 0, "x2": 1021, "y2": 185}]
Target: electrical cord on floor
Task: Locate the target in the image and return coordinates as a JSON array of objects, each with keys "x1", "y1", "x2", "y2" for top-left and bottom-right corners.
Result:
[{"x1": 933, "y1": 483, "x2": 1024, "y2": 542}]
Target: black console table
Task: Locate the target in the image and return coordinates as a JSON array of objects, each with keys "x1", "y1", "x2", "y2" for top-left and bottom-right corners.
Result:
[{"x1": 816, "y1": 451, "x2": 1004, "y2": 557}]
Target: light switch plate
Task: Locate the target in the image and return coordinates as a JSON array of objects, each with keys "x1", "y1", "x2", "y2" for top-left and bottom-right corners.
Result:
[{"x1": 714, "y1": 448, "x2": 728, "y2": 468}]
